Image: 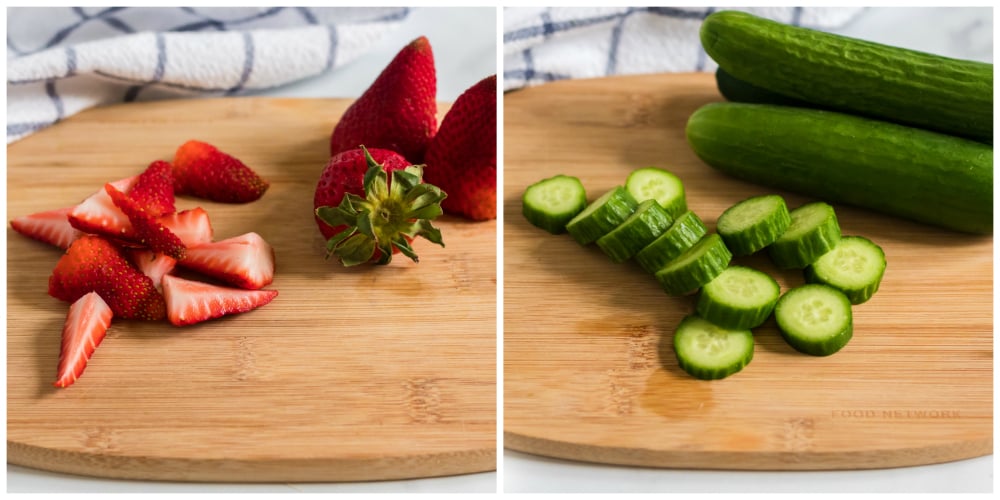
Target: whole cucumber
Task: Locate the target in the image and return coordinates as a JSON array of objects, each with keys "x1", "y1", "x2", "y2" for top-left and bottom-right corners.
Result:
[
  {"x1": 685, "y1": 102, "x2": 993, "y2": 234},
  {"x1": 701, "y1": 10, "x2": 993, "y2": 143}
]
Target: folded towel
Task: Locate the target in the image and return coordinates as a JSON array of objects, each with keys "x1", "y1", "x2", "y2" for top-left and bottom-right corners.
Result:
[
  {"x1": 503, "y1": 7, "x2": 865, "y2": 92},
  {"x1": 7, "y1": 7, "x2": 411, "y2": 143}
]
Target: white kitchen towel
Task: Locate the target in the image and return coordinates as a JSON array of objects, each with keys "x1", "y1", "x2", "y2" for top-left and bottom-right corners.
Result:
[
  {"x1": 7, "y1": 7, "x2": 411, "y2": 143},
  {"x1": 503, "y1": 7, "x2": 866, "y2": 91}
]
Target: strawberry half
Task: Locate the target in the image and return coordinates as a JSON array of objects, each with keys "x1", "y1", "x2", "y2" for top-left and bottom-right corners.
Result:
[
  {"x1": 54, "y1": 292, "x2": 113, "y2": 388},
  {"x1": 10, "y1": 207, "x2": 83, "y2": 250},
  {"x1": 48, "y1": 235, "x2": 166, "y2": 321},
  {"x1": 424, "y1": 74, "x2": 497, "y2": 221},
  {"x1": 173, "y1": 140, "x2": 269, "y2": 203},
  {"x1": 158, "y1": 207, "x2": 214, "y2": 248},
  {"x1": 314, "y1": 146, "x2": 446, "y2": 266},
  {"x1": 128, "y1": 159, "x2": 175, "y2": 217},
  {"x1": 329, "y1": 36, "x2": 437, "y2": 164},
  {"x1": 161, "y1": 274, "x2": 277, "y2": 326},
  {"x1": 126, "y1": 249, "x2": 177, "y2": 290},
  {"x1": 105, "y1": 183, "x2": 186, "y2": 260},
  {"x1": 68, "y1": 175, "x2": 137, "y2": 238},
  {"x1": 180, "y1": 232, "x2": 275, "y2": 290}
]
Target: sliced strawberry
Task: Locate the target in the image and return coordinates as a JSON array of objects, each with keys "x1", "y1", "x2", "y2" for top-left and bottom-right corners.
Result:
[
  {"x1": 54, "y1": 291, "x2": 113, "y2": 388},
  {"x1": 105, "y1": 183, "x2": 186, "y2": 260},
  {"x1": 157, "y1": 207, "x2": 214, "y2": 247},
  {"x1": 68, "y1": 175, "x2": 137, "y2": 238},
  {"x1": 126, "y1": 249, "x2": 177, "y2": 290},
  {"x1": 128, "y1": 160, "x2": 175, "y2": 217},
  {"x1": 173, "y1": 140, "x2": 269, "y2": 203},
  {"x1": 48, "y1": 235, "x2": 166, "y2": 321},
  {"x1": 10, "y1": 207, "x2": 83, "y2": 249},
  {"x1": 180, "y1": 232, "x2": 275, "y2": 290},
  {"x1": 161, "y1": 274, "x2": 277, "y2": 326}
]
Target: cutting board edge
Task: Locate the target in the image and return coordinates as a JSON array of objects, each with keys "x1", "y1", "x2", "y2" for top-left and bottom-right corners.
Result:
[
  {"x1": 8, "y1": 439, "x2": 497, "y2": 482},
  {"x1": 503, "y1": 431, "x2": 992, "y2": 471}
]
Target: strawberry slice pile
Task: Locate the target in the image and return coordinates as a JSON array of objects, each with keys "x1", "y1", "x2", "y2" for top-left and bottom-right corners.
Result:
[{"x1": 10, "y1": 141, "x2": 277, "y2": 388}]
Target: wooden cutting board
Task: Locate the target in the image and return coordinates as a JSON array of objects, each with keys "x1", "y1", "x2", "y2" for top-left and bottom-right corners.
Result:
[
  {"x1": 7, "y1": 97, "x2": 496, "y2": 482},
  {"x1": 503, "y1": 73, "x2": 992, "y2": 470}
]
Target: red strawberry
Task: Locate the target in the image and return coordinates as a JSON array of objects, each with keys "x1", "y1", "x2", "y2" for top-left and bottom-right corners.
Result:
[
  {"x1": 313, "y1": 146, "x2": 446, "y2": 266},
  {"x1": 53, "y1": 292, "x2": 113, "y2": 388},
  {"x1": 161, "y1": 274, "x2": 277, "y2": 326},
  {"x1": 173, "y1": 140, "x2": 269, "y2": 203},
  {"x1": 180, "y1": 232, "x2": 275, "y2": 290},
  {"x1": 158, "y1": 207, "x2": 214, "y2": 247},
  {"x1": 424, "y1": 75, "x2": 497, "y2": 221},
  {"x1": 105, "y1": 183, "x2": 186, "y2": 259},
  {"x1": 329, "y1": 36, "x2": 437, "y2": 164},
  {"x1": 48, "y1": 235, "x2": 166, "y2": 321},
  {"x1": 128, "y1": 160, "x2": 175, "y2": 217},
  {"x1": 126, "y1": 249, "x2": 177, "y2": 290},
  {"x1": 10, "y1": 207, "x2": 83, "y2": 249},
  {"x1": 68, "y1": 175, "x2": 137, "y2": 238}
]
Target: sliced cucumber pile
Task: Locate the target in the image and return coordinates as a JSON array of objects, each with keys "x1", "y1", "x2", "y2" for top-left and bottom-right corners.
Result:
[
  {"x1": 522, "y1": 168, "x2": 888, "y2": 380},
  {"x1": 597, "y1": 199, "x2": 674, "y2": 263},
  {"x1": 565, "y1": 186, "x2": 638, "y2": 245}
]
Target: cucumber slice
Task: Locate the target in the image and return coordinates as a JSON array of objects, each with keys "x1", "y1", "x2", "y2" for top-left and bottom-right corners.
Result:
[
  {"x1": 716, "y1": 194, "x2": 791, "y2": 256},
  {"x1": 596, "y1": 200, "x2": 674, "y2": 263},
  {"x1": 522, "y1": 175, "x2": 588, "y2": 234},
  {"x1": 565, "y1": 186, "x2": 638, "y2": 245},
  {"x1": 673, "y1": 315, "x2": 754, "y2": 380},
  {"x1": 635, "y1": 210, "x2": 708, "y2": 274},
  {"x1": 774, "y1": 284, "x2": 853, "y2": 356},
  {"x1": 654, "y1": 233, "x2": 732, "y2": 296},
  {"x1": 805, "y1": 236, "x2": 886, "y2": 304},
  {"x1": 697, "y1": 266, "x2": 780, "y2": 329},
  {"x1": 625, "y1": 167, "x2": 687, "y2": 218},
  {"x1": 768, "y1": 202, "x2": 841, "y2": 269}
]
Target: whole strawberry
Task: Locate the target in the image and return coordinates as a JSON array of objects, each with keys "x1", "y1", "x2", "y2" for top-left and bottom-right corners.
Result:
[
  {"x1": 173, "y1": 140, "x2": 269, "y2": 203},
  {"x1": 314, "y1": 146, "x2": 446, "y2": 266},
  {"x1": 329, "y1": 36, "x2": 437, "y2": 164},
  {"x1": 423, "y1": 74, "x2": 497, "y2": 221}
]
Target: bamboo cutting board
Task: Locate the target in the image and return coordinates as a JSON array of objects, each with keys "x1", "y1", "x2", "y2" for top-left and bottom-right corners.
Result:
[
  {"x1": 503, "y1": 73, "x2": 992, "y2": 470},
  {"x1": 7, "y1": 98, "x2": 496, "y2": 482}
]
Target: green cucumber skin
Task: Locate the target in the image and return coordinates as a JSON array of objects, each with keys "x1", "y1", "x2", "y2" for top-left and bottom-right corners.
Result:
[
  {"x1": 655, "y1": 233, "x2": 732, "y2": 296},
  {"x1": 715, "y1": 67, "x2": 816, "y2": 110},
  {"x1": 701, "y1": 10, "x2": 993, "y2": 143},
  {"x1": 596, "y1": 201, "x2": 673, "y2": 263},
  {"x1": 686, "y1": 103, "x2": 993, "y2": 235},
  {"x1": 635, "y1": 211, "x2": 708, "y2": 274},
  {"x1": 566, "y1": 187, "x2": 638, "y2": 245}
]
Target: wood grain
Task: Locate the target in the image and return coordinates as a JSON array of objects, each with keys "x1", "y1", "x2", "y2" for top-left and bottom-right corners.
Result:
[
  {"x1": 503, "y1": 73, "x2": 992, "y2": 470},
  {"x1": 7, "y1": 97, "x2": 496, "y2": 482}
]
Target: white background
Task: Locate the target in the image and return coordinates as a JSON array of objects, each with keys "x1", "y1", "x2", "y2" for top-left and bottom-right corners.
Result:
[{"x1": 5, "y1": 5, "x2": 994, "y2": 495}]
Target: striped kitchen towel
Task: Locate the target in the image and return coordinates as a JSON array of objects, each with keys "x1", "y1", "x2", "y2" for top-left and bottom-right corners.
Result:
[
  {"x1": 503, "y1": 7, "x2": 865, "y2": 91},
  {"x1": 7, "y1": 7, "x2": 411, "y2": 143}
]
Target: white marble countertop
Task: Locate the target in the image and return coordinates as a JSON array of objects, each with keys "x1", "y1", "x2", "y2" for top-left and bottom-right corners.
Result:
[{"x1": 6, "y1": 6, "x2": 993, "y2": 495}]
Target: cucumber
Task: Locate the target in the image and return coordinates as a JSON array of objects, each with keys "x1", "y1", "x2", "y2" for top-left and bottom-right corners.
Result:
[
  {"x1": 774, "y1": 284, "x2": 853, "y2": 356},
  {"x1": 686, "y1": 102, "x2": 993, "y2": 235},
  {"x1": 673, "y1": 314, "x2": 754, "y2": 380},
  {"x1": 654, "y1": 233, "x2": 731, "y2": 296},
  {"x1": 701, "y1": 10, "x2": 993, "y2": 143},
  {"x1": 565, "y1": 186, "x2": 638, "y2": 245},
  {"x1": 522, "y1": 175, "x2": 588, "y2": 234},
  {"x1": 715, "y1": 67, "x2": 815, "y2": 109},
  {"x1": 634, "y1": 210, "x2": 707, "y2": 274},
  {"x1": 768, "y1": 202, "x2": 841, "y2": 270},
  {"x1": 697, "y1": 266, "x2": 780, "y2": 330},
  {"x1": 625, "y1": 167, "x2": 687, "y2": 218},
  {"x1": 716, "y1": 194, "x2": 791, "y2": 256},
  {"x1": 596, "y1": 199, "x2": 674, "y2": 263},
  {"x1": 805, "y1": 236, "x2": 886, "y2": 304}
]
